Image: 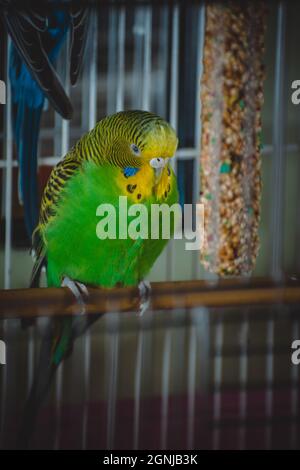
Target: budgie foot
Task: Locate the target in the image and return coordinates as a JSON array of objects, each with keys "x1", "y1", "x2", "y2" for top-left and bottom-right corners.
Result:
[
  {"x1": 138, "y1": 280, "x2": 151, "y2": 316},
  {"x1": 61, "y1": 277, "x2": 89, "y2": 315}
]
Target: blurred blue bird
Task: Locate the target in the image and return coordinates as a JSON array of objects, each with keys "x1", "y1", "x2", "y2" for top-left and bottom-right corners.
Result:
[{"x1": 2, "y1": 3, "x2": 90, "y2": 238}]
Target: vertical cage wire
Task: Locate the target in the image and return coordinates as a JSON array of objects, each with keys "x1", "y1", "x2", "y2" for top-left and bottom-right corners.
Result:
[
  {"x1": 4, "y1": 38, "x2": 13, "y2": 290},
  {"x1": 160, "y1": 327, "x2": 172, "y2": 449},
  {"x1": 131, "y1": 5, "x2": 153, "y2": 110},
  {"x1": 133, "y1": 310, "x2": 153, "y2": 450},
  {"x1": 270, "y1": 1, "x2": 287, "y2": 280},
  {"x1": 192, "y1": 2, "x2": 205, "y2": 280},
  {"x1": 187, "y1": 316, "x2": 197, "y2": 449},
  {"x1": 54, "y1": 362, "x2": 63, "y2": 450},
  {"x1": 188, "y1": 308, "x2": 208, "y2": 449},
  {"x1": 82, "y1": 12, "x2": 98, "y2": 132},
  {"x1": 132, "y1": 8, "x2": 143, "y2": 108},
  {"x1": 80, "y1": 13, "x2": 99, "y2": 451},
  {"x1": 169, "y1": 4, "x2": 179, "y2": 157},
  {"x1": 194, "y1": 307, "x2": 210, "y2": 392},
  {"x1": 265, "y1": 317, "x2": 275, "y2": 449},
  {"x1": 133, "y1": 316, "x2": 144, "y2": 450},
  {"x1": 171, "y1": 310, "x2": 185, "y2": 397},
  {"x1": 290, "y1": 318, "x2": 299, "y2": 449},
  {"x1": 82, "y1": 324, "x2": 91, "y2": 450},
  {"x1": 212, "y1": 317, "x2": 224, "y2": 450},
  {"x1": 116, "y1": 7, "x2": 126, "y2": 113},
  {"x1": 142, "y1": 6, "x2": 152, "y2": 111},
  {"x1": 165, "y1": 3, "x2": 179, "y2": 281},
  {"x1": 238, "y1": 314, "x2": 249, "y2": 450},
  {"x1": 26, "y1": 328, "x2": 35, "y2": 395},
  {"x1": 107, "y1": 8, "x2": 117, "y2": 115},
  {"x1": 105, "y1": 313, "x2": 120, "y2": 450},
  {"x1": 153, "y1": 5, "x2": 169, "y2": 117}
]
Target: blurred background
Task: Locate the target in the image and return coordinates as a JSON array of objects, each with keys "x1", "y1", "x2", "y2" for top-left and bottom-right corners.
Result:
[{"x1": 0, "y1": 0, "x2": 300, "y2": 450}]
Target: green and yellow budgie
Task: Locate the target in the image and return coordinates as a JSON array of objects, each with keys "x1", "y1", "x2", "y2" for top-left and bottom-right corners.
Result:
[
  {"x1": 19, "y1": 110, "x2": 178, "y2": 446},
  {"x1": 34, "y1": 110, "x2": 178, "y2": 290}
]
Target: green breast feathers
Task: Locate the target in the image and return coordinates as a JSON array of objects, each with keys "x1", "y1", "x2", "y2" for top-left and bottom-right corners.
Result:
[{"x1": 45, "y1": 161, "x2": 178, "y2": 287}]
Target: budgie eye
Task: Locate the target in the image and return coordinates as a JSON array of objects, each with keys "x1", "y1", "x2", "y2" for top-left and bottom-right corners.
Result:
[{"x1": 130, "y1": 144, "x2": 141, "y2": 156}]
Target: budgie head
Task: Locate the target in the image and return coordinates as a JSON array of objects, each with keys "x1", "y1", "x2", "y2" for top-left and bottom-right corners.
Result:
[{"x1": 96, "y1": 110, "x2": 178, "y2": 173}]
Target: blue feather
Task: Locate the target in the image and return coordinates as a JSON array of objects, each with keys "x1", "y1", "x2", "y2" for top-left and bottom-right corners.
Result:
[
  {"x1": 9, "y1": 11, "x2": 70, "y2": 238},
  {"x1": 123, "y1": 167, "x2": 140, "y2": 178}
]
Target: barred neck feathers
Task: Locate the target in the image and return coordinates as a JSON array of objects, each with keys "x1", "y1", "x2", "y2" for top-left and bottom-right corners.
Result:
[
  {"x1": 68, "y1": 119, "x2": 145, "y2": 168},
  {"x1": 69, "y1": 125, "x2": 103, "y2": 164}
]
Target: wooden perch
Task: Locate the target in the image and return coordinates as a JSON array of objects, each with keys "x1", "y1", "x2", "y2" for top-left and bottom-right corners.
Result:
[{"x1": 0, "y1": 277, "x2": 300, "y2": 320}]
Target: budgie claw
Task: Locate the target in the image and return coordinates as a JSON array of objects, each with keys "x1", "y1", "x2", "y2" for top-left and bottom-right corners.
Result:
[
  {"x1": 75, "y1": 281, "x2": 89, "y2": 297},
  {"x1": 138, "y1": 280, "x2": 151, "y2": 316},
  {"x1": 62, "y1": 277, "x2": 89, "y2": 315}
]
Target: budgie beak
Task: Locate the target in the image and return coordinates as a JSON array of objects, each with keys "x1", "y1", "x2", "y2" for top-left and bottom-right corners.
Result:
[{"x1": 150, "y1": 157, "x2": 170, "y2": 181}]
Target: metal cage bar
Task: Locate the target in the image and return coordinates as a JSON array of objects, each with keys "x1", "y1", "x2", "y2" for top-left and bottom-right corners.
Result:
[
  {"x1": 4, "y1": 38, "x2": 13, "y2": 290},
  {"x1": 270, "y1": 1, "x2": 287, "y2": 280}
]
